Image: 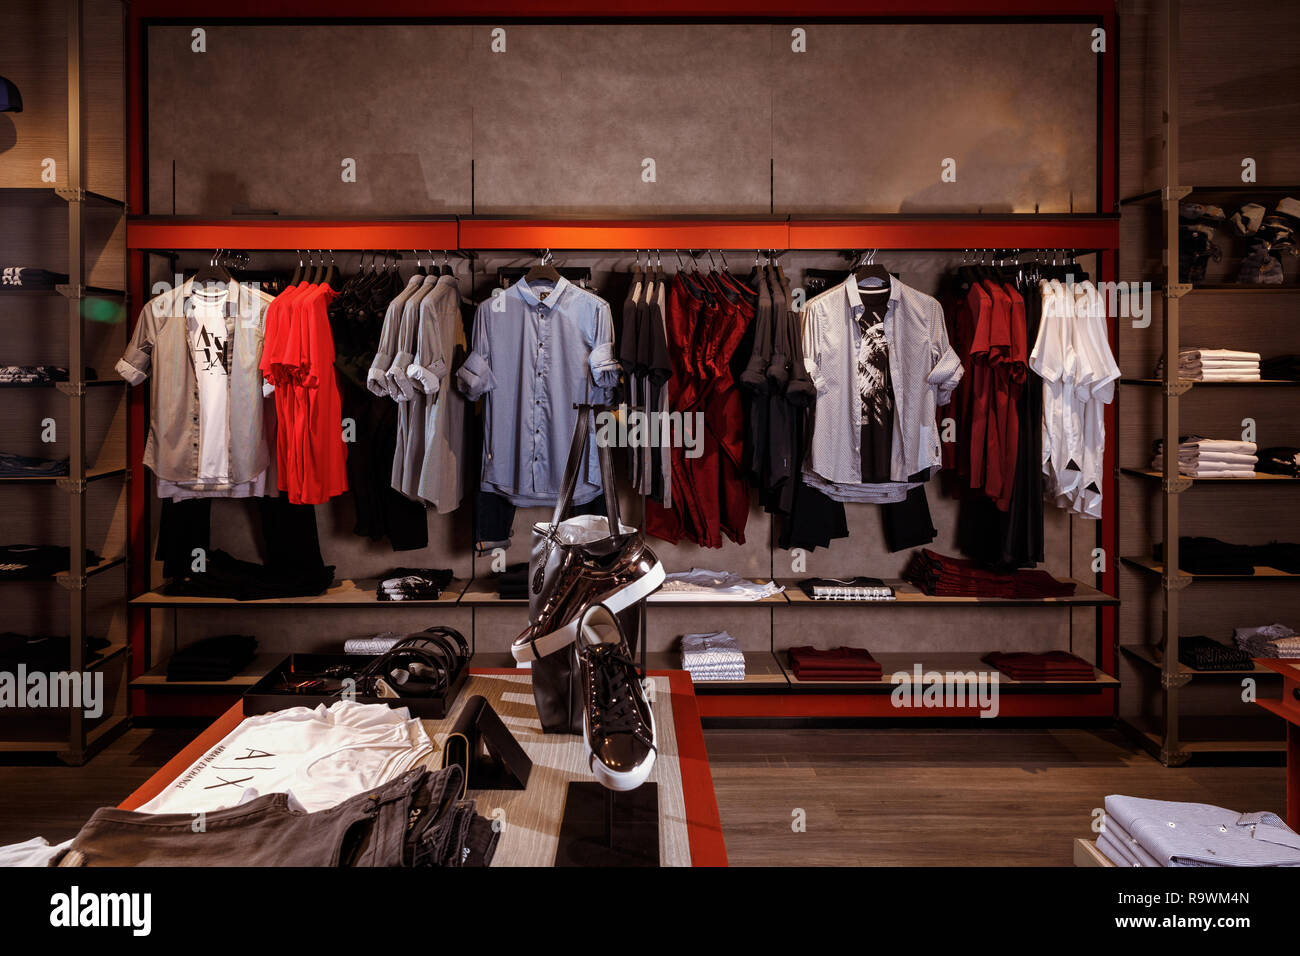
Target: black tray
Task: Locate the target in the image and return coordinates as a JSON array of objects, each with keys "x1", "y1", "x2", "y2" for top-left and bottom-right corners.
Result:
[{"x1": 242, "y1": 653, "x2": 468, "y2": 719}]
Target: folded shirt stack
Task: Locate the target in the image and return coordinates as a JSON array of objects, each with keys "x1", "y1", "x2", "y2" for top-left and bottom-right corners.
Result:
[
  {"x1": 0, "y1": 452, "x2": 68, "y2": 478},
  {"x1": 0, "y1": 632, "x2": 109, "y2": 670},
  {"x1": 981, "y1": 650, "x2": 1095, "y2": 681},
  {"x1": 1155, "y1": 537, "x2": 1300, "y2": 575},
  {"x1": 1098, "y1": 795, "x2": 1300, "y2": 867},
  {"x1": 1235, "y1": 623, "x2": 1300, "y2": 659},
  {"x1": 1257, "y1": 446, "x2": 1300, "y2": 478},
  {"x1": 658, "y1": 568, "x2": 785, "y2": 602},
  {"x1": 680, "y1": 631, "x2": 746, "y2": 682},
  {"x1": 788, "y1": 645, "x2": 883, "y2": 681},
  {"x1": 903, "y1": 549, "x2": 1077, "y2": 599},
  {"x1": 165, "y1": 634, "x2": 257, "y2": 682},
  {"x1": 1155, "y1": 348, "x2": 1261, "y2": 381},
  {"x1": 1177, "y1": 634, "x2": 1256, "y2": 671},
  {"x1": 1152, "y1": 437, "x2": 1257, "y2": 477},
  {"x1": 376, "y1": 567, "x2": 453, "y2": 601},
  {"x1": 0, "y1": 544, "x2": 100, "y2": 580},
  {"x1": 498, "y1": 563, "x2": 528, "y2": 601},
  {"x1": 1261, "y1": 354, "x2": 1300, "y2": 381}
]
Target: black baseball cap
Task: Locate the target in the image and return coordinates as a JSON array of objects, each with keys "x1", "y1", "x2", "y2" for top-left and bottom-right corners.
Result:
[{"x1": 0, "y1": 76, "x2": 23, "y2": 113}]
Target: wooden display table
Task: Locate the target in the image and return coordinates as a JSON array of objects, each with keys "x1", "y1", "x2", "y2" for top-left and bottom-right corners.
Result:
[
  {"x1": 1253, "y1": 659, "x2": 1300, "y2": 829},
  {"x1": 120, "y1": 668, "x2": 727, "y2": 867}
]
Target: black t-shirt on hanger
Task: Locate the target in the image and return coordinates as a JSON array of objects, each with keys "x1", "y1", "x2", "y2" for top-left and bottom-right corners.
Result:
[{"x1": 856, "y1": 286, "x2": 894, "y2": 483}]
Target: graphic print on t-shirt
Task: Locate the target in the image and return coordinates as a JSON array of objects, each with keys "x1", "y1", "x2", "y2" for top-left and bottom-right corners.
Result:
[
  {"x1": 192, "y1": 323, "x2": 229, "y2": 375},
  {"x1": 855, "y1": 298, "x2": 895, "y2": 482}
]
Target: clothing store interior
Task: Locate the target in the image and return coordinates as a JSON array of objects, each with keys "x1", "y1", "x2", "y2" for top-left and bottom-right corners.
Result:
[{"x1": 1, "y1": 0, "x2": 1299, "y2": 882}]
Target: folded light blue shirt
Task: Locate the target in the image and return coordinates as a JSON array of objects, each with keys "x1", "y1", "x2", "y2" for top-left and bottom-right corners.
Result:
[
  {"x1": 458, "y1": 277, "x2": 619, "y2": 507},
  {"x1": 1105, "y1": 794, "x2": 1300, "y2": 867}
]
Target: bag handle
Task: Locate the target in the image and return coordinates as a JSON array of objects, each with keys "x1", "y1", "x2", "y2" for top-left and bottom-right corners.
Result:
[{"x1": 549, "y1": 403, "x2": 621, "y2": 532}]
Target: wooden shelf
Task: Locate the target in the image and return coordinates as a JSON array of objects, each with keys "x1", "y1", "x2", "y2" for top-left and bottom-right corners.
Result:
[
  {"x1": 1121, "y1": 642, "x2": 1276, "y2": 678},
  {"x1": 130, "y1": 651, "x2": 281, "y2": 689},
  {"x1": 0, "y1": 463, "x2": 127, "y2": 485},
  {"x1": 1121, "y1": 467, "x2": 1299, "y2": 483},
  {"x1": 1122, "y1": 715, "x2": 1286, "y2": 756},
  {"x1": 1121, "y1": 378, "x2": 1296, "y2": 387},
  {"x1": 775, "y1": 650, "x2": 1117, "y2": 692},
  {"x1": 458, "y1": 577, "x2": 527, "y2": 606},
  {"x1": 1122, "y1": 556, "x2": 1300, "y2": 580},
  {"x1": 130, "y1": 576, "x2": 469, "y2": 608},
  {"x1": 780, "y1": 577, "x2": 1117, "y2": 607}
]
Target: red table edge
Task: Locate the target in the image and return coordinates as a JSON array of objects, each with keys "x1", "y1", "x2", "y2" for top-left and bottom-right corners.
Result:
[{"x1": 118, "y1": 668, "x2": 730, "y2": 867}]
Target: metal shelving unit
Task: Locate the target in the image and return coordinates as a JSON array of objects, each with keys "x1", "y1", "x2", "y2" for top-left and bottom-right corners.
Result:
[
  {"x1": 0, "y1": 0, "x2": 131, "y2": 764},
  {"x1": 1116, "y1": 0, "x2": 1293, "y2": 766}
]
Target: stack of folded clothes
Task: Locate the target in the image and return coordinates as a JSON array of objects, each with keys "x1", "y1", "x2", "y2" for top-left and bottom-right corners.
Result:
[
  {"x1": 498, "y1": 563, "x2": 528, "y2": 600},
  {"x1": 1098, "y1": 795, "x2": 1300, "y2": 867},
  {"x1": 167, "y1": 549, "x2": 334, "y2": 601},
  {"x1": 1155, "y1": 536, "x2": 1300, "y2": 575},
  {"x1": 1156, "y1": 349, "x2": 1261, "y2": 381},
  {"x1": 903, "y1": 549, "x2": 1077, "y2": 599},
  {"x1": 1257, "y1": 446, "x2": 1300, "y2": 478},
  {"x1": 1261, "y1": 354, "x2": 1300, "y2": 381},
  {"x1": 1177, "y1": 635, "x2": 1255, "y2": 671},
  {"x1": 1235, "y1": 623, "x2": 1300, "y2": 659},
  {"x1": 788, "y1": 645, "x2": 883, "y2": 681},
  {"x1": 0, "y1": 452, "x2": 68, "y2": 478},
  {"x1": 165, "y1": 634, "x2": 257, "y2": 682},
  {"x1": 1152, "y1": 437, "x2": 1257, "y2": 477},
  {"x1": 981, "y1": 650, "x2": 1095, "y2": 681},
  {"x1": 0, "y1": 544, "x2": 100, "y2": 580},
  {"x1": 658, "y1": 568, "x2": 785, "y2": 601},
  {"x1": 680, "y1": 631, "x2": 746, "y2": 682},
  {"x1": 0, "y1": 632, "x2": 110, "y2": 670},
  {"x1": 376, "y1": 567, "x2": 453, "y2": 601}
]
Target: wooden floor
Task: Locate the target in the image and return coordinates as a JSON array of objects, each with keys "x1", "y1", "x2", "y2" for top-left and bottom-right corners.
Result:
[{"x1": 0, "y1": 724, "x2": 1285, "y2": 865}]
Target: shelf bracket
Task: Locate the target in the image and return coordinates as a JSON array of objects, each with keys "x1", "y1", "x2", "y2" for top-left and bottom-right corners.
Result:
[
  {"x1": 1160, "y1": 671, "x2": 1192, "y2": 690},
  {"x1": 55, "y1": 381, "x2": 86, "y2": 397},
  {"x1": 1160, "y1": 747, "x2": 1191, "y2": 767},
  {"x1": 1164, "y1": 283, "x2": 1192, "y2": 299},
  {"x1": 55, "y1": 283, "x2": 85, "y2": 300},
  {"x1": 54, "y1": 186, "x2": 86, "y2": 202},
  {"x1": 1161, "y1": 476, "x2": 1193, "y2": 494},
  {"x1": 1162, "y1": 380, "x2": 1193, "y2": 396},
  {"x1": 56, "y1": 477, "x2": 86, "y2": 494},
  {"x1": 56, "y1": 573, "x2": 87, "y2": 592},
  {"x1": 1161, "y1": 573, "x2": 1193, "y2": 591},
  {"x1": 1163, "y1": 185, "x2": 1193, "y2": 202}
]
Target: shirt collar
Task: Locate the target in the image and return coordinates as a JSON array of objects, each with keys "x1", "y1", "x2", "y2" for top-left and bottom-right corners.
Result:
[
  {"x1": 842, "y1": 273, "x2": 898, "y2": 318},
  {"x1": 516, "y1": 275, "x2": 570, "y2": 309}
]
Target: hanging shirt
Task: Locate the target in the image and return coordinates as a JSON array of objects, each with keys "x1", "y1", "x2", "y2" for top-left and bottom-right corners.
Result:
[
  {"x1": 457, "y1": 276, "x2": 619, "y2": 507},
  {"x1": 117, "y1": 278, "x2": 274, "y2": 486},
  {"x1": 801, "y1": 274, "x2": 963, "y2": 487}
]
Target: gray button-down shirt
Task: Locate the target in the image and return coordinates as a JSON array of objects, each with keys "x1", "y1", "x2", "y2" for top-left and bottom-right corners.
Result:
[
  {"x1": 801, "y1": 275, "x2": 963, "y2": 485},
  {"x1": 116, "y1": 279, "x2": 273, "y2": 484},
  {"x1": 457, "y1": 277, "x2": 619, "y2": 507}
]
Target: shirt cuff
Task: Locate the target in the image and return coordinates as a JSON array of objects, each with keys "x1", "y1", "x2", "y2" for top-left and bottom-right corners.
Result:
[
  {"x1": 588, "y1": 342, "x2": 620, "y2": 389},
  {"x1": 929, "y1": 352, "x2": 964, "y2": 406},
  {"x1": 262, "y1": 380, "x2": 275, "y2": 397},
  {"x1": 407, "y1": 358, "x2": 446, "y2": 396},
  {"x1": 115, "y1": 356, "x2": 148, "y2": 386},
  {"x1": 457, "y1": 351, "x2": 495, "y2": 401},
  {"x1": 366, "y1": 352, "x2": 394, "y2": 397},
  {"x1": 387, "y1": 351, "x2": 417, "y2": 401}
]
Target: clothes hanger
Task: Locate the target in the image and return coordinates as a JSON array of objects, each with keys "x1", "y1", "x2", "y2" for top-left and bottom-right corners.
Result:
[
  {"x1": 193, "y1": 248, "x2": 233, "y2": 286},
  {"x1": 853, "y1": 249, "x2": 890, "y2": 291},
  {"x1": 440, "y1": 250, "x2": 453, "y2": 277},
  {"x1": 323, "y1": 249, "x2": 336, "y2": 287},
  {"x1": 524, "y1": 248, "x2": 562, "y2": 285}
]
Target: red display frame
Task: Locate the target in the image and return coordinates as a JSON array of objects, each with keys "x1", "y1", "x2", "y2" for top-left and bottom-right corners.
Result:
[{"x1": 123, "y1": 2, "x2": 1121, "y2": 722}]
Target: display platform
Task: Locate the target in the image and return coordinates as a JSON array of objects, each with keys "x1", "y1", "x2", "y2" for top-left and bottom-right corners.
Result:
[{"x1": 120, "y1": 669, "x2": 727, "y2": 867}]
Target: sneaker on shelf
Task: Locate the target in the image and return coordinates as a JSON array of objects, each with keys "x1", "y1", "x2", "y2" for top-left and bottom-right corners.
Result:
[
  {"x1": 1179, "y1": 202, "x2": 1226, "y2": 223},
  {"x1": 575, "y1": 603, "x2": 657, "y2": 791},
  {"x1": 1238, "y1": 243, "x2": 1286, "y2": 285},
  {"x1": 1230, "y1": 202, "x2": 1266, "y2": 236}
]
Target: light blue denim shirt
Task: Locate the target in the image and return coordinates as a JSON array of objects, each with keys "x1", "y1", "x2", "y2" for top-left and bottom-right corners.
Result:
[
  {"x1": 1105, "y1": 794, "x2": 1300, "y2": 867},
  {"x1": 457, "y1": 277, "x2": 619, "y2": 506}
]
